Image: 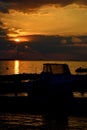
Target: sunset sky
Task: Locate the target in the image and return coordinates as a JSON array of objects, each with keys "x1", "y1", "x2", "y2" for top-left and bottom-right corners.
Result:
[{"x1": 0, "y1": 0, "x2": 87, "y2": 60}]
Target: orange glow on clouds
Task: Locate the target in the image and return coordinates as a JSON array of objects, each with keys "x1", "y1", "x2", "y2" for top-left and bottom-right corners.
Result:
[
  {"x1": 9, "y1": 36, "x2": 30, "y2": 43},
  {"x1": 2, "y1": 3, "x2": 87, "y2": 39}
]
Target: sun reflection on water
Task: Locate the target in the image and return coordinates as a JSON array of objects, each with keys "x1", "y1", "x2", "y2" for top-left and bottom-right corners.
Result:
[{"x1": 14, "y1": 60, "x2": 19, "y2": 74}]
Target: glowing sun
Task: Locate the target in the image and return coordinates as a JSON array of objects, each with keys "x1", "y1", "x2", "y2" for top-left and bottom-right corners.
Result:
[{"x1": 14, "y1": 38, "x2": 20, "y2": 42}]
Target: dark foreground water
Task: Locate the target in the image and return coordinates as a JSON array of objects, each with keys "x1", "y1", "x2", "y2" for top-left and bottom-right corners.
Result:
[
  {"x1": 0, "y1": 112, "x2": 87, "y2": 130},
  {"x1": 0, "y1": 60, "x2": 87, "y2": 129}
]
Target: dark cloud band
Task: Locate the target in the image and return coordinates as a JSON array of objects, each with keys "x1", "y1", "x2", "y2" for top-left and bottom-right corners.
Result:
[
  {"x1": 0, "y1": 0, "x2": 87, "y2": 13},
  {"x1": 0, "y1": 2, "x2": 9, "y2": 13}
]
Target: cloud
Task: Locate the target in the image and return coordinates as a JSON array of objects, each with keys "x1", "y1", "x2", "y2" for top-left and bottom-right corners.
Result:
[
  {"x1": 0, "y1": 1, "x2": 9, "y2": 13},
  {"x1": 0, "y1": 27, "x2": 7, "y2": 38},
  {"x1": 0, "y1": 0, "x2": 87, "y2": 13},
  {"x1": 72, "y1": 37, "x2": 82, "y2": 43},
  {"x1": 0, "y1": 34, "x2": 87, "y2": 60},
  {"x1": 0, "y1": 20, "x2": 8, "y2": 38},
  {"x1": 0, "y1": 21, "x2": 5, "y2": 37},
  {"x1": 0, "y1": 21, "x2": 3, "y2": 26},
  {"x1": 0, "y1": 28, "x2": 4, "y2": 37},
  {"x1": 23, "y1": 35, "x2": 87, "y2": 54},
  {"x1": 0, "y1": 22, "x2": 7, "y2": 38}
]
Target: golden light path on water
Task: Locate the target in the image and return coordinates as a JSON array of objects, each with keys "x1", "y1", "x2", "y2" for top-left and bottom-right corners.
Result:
[
  {"x1": 14, "y1": 60, "x2": 19, "y2": 74},
  {"x1": 14, "y1": 60, "x2": 28, "y2": 96}
]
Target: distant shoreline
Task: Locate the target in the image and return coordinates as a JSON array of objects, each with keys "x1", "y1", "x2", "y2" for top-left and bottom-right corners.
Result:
[{"x1": 0, "y1": 59, "x2": 87, "y2": 62}]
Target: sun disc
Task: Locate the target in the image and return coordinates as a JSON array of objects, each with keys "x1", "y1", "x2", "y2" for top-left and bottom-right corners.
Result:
[{"x1": 15, "y1": 38, "x2": 20, "y2": 42}]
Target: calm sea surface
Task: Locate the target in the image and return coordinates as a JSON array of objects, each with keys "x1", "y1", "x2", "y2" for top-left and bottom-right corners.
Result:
[
  {"x1": 0, "y1": 60, "x2": 87, "y2": 75},
  {"x1": 0, "y1": 60, "x2": 87, "y2": 130}
]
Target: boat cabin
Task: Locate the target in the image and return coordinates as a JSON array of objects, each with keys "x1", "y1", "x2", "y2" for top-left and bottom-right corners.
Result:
[{"x1": 42, "y1": 63, "x2": 71, "y2": 74}]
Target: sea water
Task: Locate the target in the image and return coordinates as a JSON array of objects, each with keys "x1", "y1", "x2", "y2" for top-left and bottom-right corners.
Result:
[
  {"x1": 0, "y1": 60, "x2": 87, "y2": 75},
  {"x1": 0, "y1": 60, "x2": 87, "y2": 130}
]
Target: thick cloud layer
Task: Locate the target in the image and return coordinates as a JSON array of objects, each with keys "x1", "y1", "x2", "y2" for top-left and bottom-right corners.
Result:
[
  {"x1": 0, "y1": 1, "x2": 9, "y2": 13},
  {"x1": 0, "y1": 0, "x2": 87, "y2": 13},
  {"x1": 12, "y1": 34, "x2": 87, "y2": 61},
  {"x1": 0, "y1": 35, "x2": 87, "y2": 60}
]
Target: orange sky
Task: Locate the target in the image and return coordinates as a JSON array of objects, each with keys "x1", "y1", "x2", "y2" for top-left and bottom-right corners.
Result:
[
  {"x1": 0, "y1": 0, "x2": 87, "y2": 60},
  {"x1": 0, "y1": 2, "x2": 87, "y2": 42}
]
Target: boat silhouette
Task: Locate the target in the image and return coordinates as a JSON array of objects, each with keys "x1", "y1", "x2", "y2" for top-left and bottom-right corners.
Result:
[
  {"x1": 0, "y1": 63, "x2": 87, "y2": 116},
  {"x1": 75, "y1": 67, "x2": 87, "y2": 73}
]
